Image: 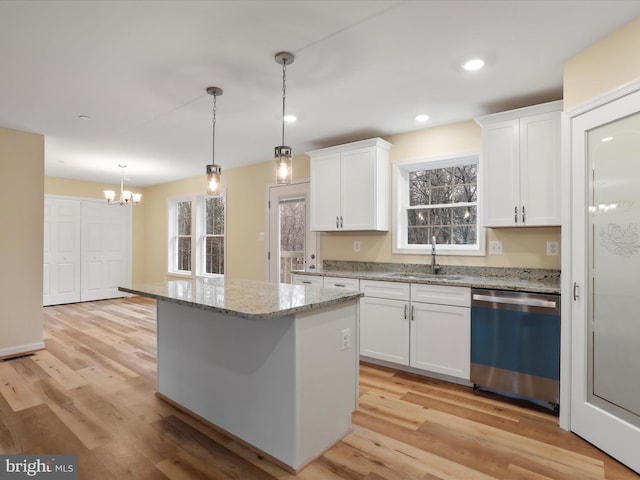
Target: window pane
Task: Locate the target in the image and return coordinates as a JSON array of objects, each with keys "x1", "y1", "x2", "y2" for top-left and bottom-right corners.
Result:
[
  {"x1": 205, "y1": 196, "x2": 225, "y2": 235},
  {"x1": 453, "y1": 225, "x2": 477, "y2": 245},
  {"x1": 409, "y1": 171, "x2": 430, "y2": 206},
  {"x1": 432, "y1": 226, "x2": 451, "y2": 245},
  {"x1": 429, "y1": 208, "x2": 451, "y2": 227},
  {"x1": 408, "y1": 226, "x2": 430, "y2": 245},
  {"x1": 205, "y1": 236, "x2": 224, "y2": 274},
  {"x1": 177, "y1": 236, "x2": 191, "y2": 271},
  {"x1": 178, "y1": 201, "x2": 191, "y2": 235}
]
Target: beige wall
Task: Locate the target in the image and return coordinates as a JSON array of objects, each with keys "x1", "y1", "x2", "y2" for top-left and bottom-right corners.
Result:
[
  {"x1": 320, "y1": 121, "x2": 562, "y2": 270},
  {"x1": 0, "y1": 127, "x2": 44, "y2": 355},
  {"x1": 564, "y1": 17, "x2": 640, "y2": 110},
  {"x1": 44, "y1": 176, "x2": 147, "y2": 284}
]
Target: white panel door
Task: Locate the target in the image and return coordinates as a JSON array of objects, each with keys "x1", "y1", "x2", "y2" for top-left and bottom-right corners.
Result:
[
  {"x1": 81, "y1": 201, "x2": 131, "y2": 301},
  {"x1": 43, "y1": 198, "x2": 81, "y2": 306}
]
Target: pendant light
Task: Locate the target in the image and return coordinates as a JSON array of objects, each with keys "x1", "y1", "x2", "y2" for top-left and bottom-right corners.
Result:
[
  {"x1": 104, "y1": 164, "x2": 142, "y2": 206},
  {"x1": 206, "y1": 86, "x2": 223, "y2": 195},
  {"x1": 274, "y1": 51, "x2": 295, "y2": 184}
]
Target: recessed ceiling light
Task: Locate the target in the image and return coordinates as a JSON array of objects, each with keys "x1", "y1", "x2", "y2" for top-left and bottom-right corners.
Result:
[
  {"x1": 462, "y1": 58, "x2": 485, "y2": 71},
  {"x1": 415, "y1": 114, "x2": 429, "y2": 122},
  {"x1": 284, "y1": 114, "x2": 297, "y2": 123},
  {"x1": 601, "y1": 136, "x2": 614, "y2": 142}
]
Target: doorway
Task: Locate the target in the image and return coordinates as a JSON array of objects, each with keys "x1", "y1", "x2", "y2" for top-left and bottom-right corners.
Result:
[{"x1": 267, "y1": 182, "x2": 318, "y2": 283}]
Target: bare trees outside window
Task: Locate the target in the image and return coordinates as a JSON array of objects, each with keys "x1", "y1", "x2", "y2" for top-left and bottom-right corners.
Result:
[
  {"x1": 176, "y1": 200, "x2": 192, "y2": 272},
  {"x1": 279, "y1": 197, "x2": 305, "y2": 283},
  {"x1": 204, "y1": 195, "x2": 225, "y2": 275},
  {"x1": 407, "y1": 161, "x2": 478, "y2": 247}
]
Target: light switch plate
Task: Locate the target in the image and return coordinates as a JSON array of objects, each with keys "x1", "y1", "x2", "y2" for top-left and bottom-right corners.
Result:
[{"x1": 353, "y1": 241, "x2": 361, "y2": 252}]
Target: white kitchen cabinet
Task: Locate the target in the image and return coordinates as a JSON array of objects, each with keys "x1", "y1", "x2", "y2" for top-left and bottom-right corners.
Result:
[
  {"x1": 479, "y1": 100, "x2": 562, "y2": 227},
  {"x1": 309, "y1": 138, "x2": 392, "y2": 231},
  {"x1": 360, "y1": 280, "x2": 410, "y2": 364},
  {"x1": 410, "y1": 288, "x2": 470, "y2": 379},
  {"x1": 291, "y1": 274, "x2": 323, "y2": 287},
  {"x1": 360, "y1": 279, "x2": 470, "y2": 380}
]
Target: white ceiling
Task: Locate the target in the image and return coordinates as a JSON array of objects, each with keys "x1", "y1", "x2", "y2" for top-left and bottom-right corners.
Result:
[{"x1": 1, "y1": 1, "x2": 639, "y2": 187}]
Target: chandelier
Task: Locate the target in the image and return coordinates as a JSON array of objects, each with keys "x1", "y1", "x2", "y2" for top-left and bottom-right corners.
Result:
[
  {"x1": 104, "y1": 164, "x2": 142, "y2": 206},
  {"x1": 274, "y1": 51, "x2": 295, "y2": 184},
  {"x1": 206, "y1": 86, "x2": 223, "y2": 195}
]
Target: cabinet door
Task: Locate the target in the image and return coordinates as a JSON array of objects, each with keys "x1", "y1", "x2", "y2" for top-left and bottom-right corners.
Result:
[
  {"x1": 341, "y1": 146, "x2": 377, "y2": 230},
  {"x1": 310, "y1": 152, "x2": 342, "y2": 231},
  {"x1": 360, "y1": 297, "x2": 409, "y2": 365},
  {"x1": 519, "y1": 111, "x2": 561, "y2": 226},
  {"x1": 410, "y1": 302, "x2": 470, "y2": 379},
  {"x1": 482, "y1": 119, "x2": 520, "y2": 227}
]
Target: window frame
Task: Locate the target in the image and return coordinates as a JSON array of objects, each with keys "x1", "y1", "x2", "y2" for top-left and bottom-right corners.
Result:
[
  {"x1": 392, "y1": 152, "x2": 485, "y2": 256},
  {"x1": 168, "y1": 196, "x2": 194, "y2": 276},
  {"x1": 196, "y1": 192, "x2": 226, "y2": 277},
  {"x1": 168, "y1": 192, "x2": 227, "y2": 277}
]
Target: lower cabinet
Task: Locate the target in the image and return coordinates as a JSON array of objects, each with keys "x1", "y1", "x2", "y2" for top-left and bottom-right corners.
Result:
[
  {"x1": 360, "y1": 280, "x2": 470, "y2": 380},
  {"x1": 291, "y1": 274, "x2": 323, "y2": 287}
]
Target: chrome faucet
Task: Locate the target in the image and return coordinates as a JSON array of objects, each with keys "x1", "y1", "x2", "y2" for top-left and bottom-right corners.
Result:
[{"x1": 431, "y1": 236, "x2": 441, "y2": 274}]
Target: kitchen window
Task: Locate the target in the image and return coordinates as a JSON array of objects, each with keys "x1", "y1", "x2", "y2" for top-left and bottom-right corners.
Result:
[
  {"x1": 168, "y1": 193, "x2": 226, "y2": 276},
  {"x1": 392, "y1": 153, "x2": 484, "y2": 255},
  {"x1": 201, "y1": 194, "x2": 225, "y2": 275}
]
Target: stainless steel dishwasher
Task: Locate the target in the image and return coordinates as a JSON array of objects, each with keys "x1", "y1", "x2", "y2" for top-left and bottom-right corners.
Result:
[{"x1": 470, "y1": 288, "x2": 560, "y2": 410}]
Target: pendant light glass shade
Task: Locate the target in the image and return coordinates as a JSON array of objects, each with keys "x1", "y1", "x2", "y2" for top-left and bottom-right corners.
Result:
[
  {"x1": 274, "y1": 51, "x2": 295, "y2": 184},
  {"x1": 206, "y1": 86, "x2": 223, "y2": 194}
]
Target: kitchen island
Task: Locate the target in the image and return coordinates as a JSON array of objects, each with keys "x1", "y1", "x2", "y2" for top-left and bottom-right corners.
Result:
[{"x1": 119, "y1": 277, "x2": 362, "y2": 473}]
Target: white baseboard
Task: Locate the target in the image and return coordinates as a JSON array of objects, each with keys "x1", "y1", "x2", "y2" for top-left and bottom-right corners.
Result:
[{"x1": 0, "y1": 341, "x2": 45, "y2": 360}]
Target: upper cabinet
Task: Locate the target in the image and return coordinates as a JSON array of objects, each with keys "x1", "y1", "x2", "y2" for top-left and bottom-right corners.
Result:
[
  {"x1": 478, "y1": 100, "x2": 562, "y2": 227},
  {"x1": 309, "y1": 138, "x2": 392, "y2": 231}
]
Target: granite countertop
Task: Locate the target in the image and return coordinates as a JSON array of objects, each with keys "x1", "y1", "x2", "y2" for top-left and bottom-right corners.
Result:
[
  {"x1": 294, "y1": 263, "x2": 560, "y2": 295},
  {"x1": 119, "y1": 277, "x2": 362, "y2": 320}
]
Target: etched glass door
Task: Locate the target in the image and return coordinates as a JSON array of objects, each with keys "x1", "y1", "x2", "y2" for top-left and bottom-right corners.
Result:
[{"x1": 570, "y1": 87, "x2": 640, "y2": 474}]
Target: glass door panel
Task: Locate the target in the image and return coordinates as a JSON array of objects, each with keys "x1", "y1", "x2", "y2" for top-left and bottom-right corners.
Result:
[{"x1": 588, "y1": 112, "x2": 640, "y2": 428}]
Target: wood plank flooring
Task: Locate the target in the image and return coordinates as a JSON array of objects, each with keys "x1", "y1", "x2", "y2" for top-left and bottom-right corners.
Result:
[{"x1": 1, "y1": 296, "x2": 637, "y2": 479}]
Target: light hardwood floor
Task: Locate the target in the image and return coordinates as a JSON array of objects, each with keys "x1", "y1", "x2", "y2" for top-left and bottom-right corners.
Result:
[{"x1": 1, "y1": 296, "x2": 637, "y2": 479}]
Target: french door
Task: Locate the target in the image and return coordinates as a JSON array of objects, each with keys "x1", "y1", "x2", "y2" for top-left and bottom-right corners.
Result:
[
  {"x1": 267, "y1": 182, "x2": 318, "y2": 284},
  {"x1": 569, "y1": 84, "x2": 640, "y2": 473}
]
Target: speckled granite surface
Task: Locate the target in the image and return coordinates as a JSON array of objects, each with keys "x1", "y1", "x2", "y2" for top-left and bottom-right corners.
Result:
[
  {"x1": 119, "y1": 277, "x2": 362, "y2": 320},
  {"x1": 296, "y1": 261, "x2": 560, "y2": 294}
]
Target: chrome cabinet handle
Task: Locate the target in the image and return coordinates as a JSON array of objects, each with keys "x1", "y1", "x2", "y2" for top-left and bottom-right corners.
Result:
[
  {"x1": 411, "y1": 305, "x2": 415, "y2": 321},
  {"x1": 514, "y1": 206, "x2": 518, "y2": 223},
  {"x1": 573, "y1": 282, "x2": 580, "y2": 301},
  {"x1": 302, "y1": 280, "x2": 312, "y2": 285},
  {"x1": 334, "y1": 283, "x2": 346, "y2": 288},
  {"x1": 340, "y1": 215, "x2": 343, "y2": 228},
  {"x1": 404, "y1": 304, "x2": 407, "y2": 320},
  {"x1": 522, "y1": 205, "x2": 526, "y2": 223},
  {"x1": 336, "y1": 216, "x2": 339, "y2": 228}
]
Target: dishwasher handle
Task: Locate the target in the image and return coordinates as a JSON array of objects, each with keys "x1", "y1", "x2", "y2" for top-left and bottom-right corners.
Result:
[{"x1": 472, "y1": 293, "x2": 557, "y2": 310}]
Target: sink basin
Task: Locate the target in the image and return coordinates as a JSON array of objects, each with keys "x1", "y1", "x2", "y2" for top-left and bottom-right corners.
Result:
[{"x1": 379, "y1": 272, "x2": 464, "y2": 280}]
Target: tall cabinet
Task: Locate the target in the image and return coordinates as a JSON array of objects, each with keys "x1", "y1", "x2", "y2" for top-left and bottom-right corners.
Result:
[
  {"x1": 308, "y1": 138, "x2": 391, "y2": 231},
  {"x1": 478, "y1": 100, "x2": 562, "y2": 227}
]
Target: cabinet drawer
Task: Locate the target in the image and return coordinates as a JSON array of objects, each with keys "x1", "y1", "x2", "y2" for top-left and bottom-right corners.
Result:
[
  {"x1": 324, "y1": 276, "x2": 360, "y2": 291},
  {"x1": 360, "y1": 280, "x2": 410, "y2": 301},
  {"x1": 292, "y1": 274, "x2": 323, "y2": 287},
  {"x1": 410, "y1": 283, "x2": 470, "y2": 307}
]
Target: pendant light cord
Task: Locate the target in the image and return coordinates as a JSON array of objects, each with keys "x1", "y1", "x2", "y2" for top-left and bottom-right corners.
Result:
[
  {"x1": 281, "y1": 60, "x2": 287, "y2": 146},
  {"x1": 212, "y1": 92, "x2": 217, "y2": 163}
]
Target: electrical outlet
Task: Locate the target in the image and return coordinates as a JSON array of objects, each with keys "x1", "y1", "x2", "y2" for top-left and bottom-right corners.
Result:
[
  {"x1": 258, "y1": 232, "x2": 265, "y2": 241},
  {"x1": 547, "y1": 240, "x2": 560, "y2": 256},
  {"x1": 353, "y1": 241, "x2": 361, "y2": 252},
  {"x1": 341, "y1": 328, "x2": 351, "y2": 350},
  {"x1": 489, "y1": 241, "x2": 503, "y2": 255}
]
